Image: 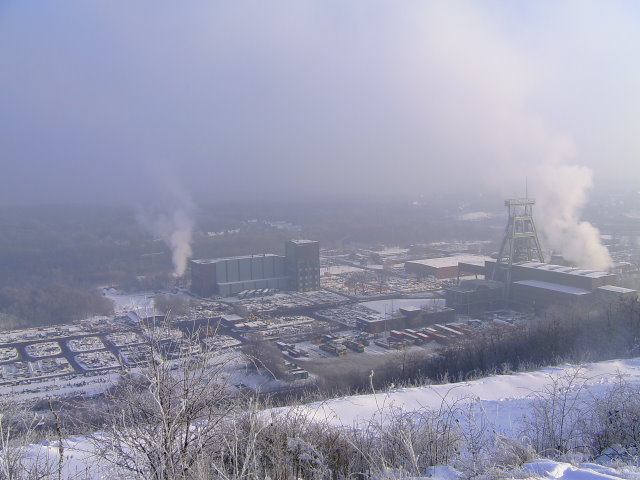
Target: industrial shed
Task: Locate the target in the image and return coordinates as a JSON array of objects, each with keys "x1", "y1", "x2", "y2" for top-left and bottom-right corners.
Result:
[
  {"x1": 404, "y1": 255, "x2": 493, "y2": 279},
  {"x1": 511, "y1": 280, "x2": 593, "y2": 310},
  {"x1": 445, "y1": 279, "x2": 504, "y2": 313}
]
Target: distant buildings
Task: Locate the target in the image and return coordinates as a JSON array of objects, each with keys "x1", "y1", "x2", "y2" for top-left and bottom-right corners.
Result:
[
  {"x1": 445, "y1": 259, "x2": 638, "y2": 313},
  {"x1": 190, "y1": 240, "x2": 320, "y2": 297}
]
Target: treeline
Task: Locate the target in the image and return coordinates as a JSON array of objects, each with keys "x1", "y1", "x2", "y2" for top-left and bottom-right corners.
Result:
[
  {"x1": 196, "y1": 198, "x2": 500, "y2": 250},
  {"x1": 0, "y1": 283, "x2": 114, "y2": 328},
  {"x1": 0, "y1": 205, "x2": 165, "y2": 328},
  {"x1": 0, "y1": 205, "x2": 167, "y2": 287},
  {"x1": 313, "y1": 299, "x2": 640, "y2": 394},
  {"x1": 415, "y1": 299, "x2": 640, "y2": 384}
]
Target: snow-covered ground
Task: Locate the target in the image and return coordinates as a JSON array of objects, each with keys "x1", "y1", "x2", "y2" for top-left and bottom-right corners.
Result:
[
  {"x1": 360, "y1": 298, "x2": 445, "y2": 315},
  {"x1": 103, "y1": 288, "x2": 155, "y2": 314},
  {"x1": 320, "y1": 265, "x2": 364, "y2": 275},
  {"x1": 17, "y1": 357, "x2": 640, "y2": 479},
  {"x1": 294, "y1": 358, "x2": 640, "y2": 431}
]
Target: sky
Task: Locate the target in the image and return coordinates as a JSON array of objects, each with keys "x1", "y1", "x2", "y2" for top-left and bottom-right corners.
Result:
[{"x1": 1, "y1": 0, "x2": 639, "y2": 207}]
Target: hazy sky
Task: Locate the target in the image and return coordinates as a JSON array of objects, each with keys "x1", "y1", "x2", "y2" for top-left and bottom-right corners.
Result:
[{"x1": 1, "y1": 1, "x2": 639, "y2": 206}]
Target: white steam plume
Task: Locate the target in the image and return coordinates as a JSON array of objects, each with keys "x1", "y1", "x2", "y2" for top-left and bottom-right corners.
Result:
[
  {"x1": 137, "y1": 200, "x2": 195, "y2": 278},
  {"x1": 399, "y1": 3, "x2": 614, "y2": 272},
  {"x1": 534, "y1": 162, "x2": 612, "y2": 271},
  {"x1": 165, "y1": 208, "x2": 194, "y2": 277}
]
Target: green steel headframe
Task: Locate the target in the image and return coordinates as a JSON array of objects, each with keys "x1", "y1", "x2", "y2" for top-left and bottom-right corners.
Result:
[{"x1": 491, "y1": 198, "x2": 545, "y2": 285}]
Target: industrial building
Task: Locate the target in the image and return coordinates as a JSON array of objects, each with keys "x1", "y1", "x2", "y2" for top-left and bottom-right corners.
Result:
[
  {"x1": 444, "y1": 197, "x2": 638, "y2": 313},
  {"x1": 445, "y1": 260, "x2": 637, "y2": 313},
  {"x1": 285, "y1": 240, "x2": 321, "y2": 292},
  {"x1": 494, "y1": 261, "x2": 618, "y2": 291},
  {"x1": 444, "y1": 252, "x2": 637, "y2": 313},
  {"x1": 445, "y1": 279, "x2": 504, "y2": 313},
  {"x1": 190, "y1": 254, "x2": 288, "y2": 297},
  {"x1": 190, "y1": 240, "x2": 320, "y2": 297},
  {"x1": 356, "y1": 305, "x2": 454, "y2": 333},
  {"x1": 405, "y1": 255, "x2": 492, "y2": 279}
]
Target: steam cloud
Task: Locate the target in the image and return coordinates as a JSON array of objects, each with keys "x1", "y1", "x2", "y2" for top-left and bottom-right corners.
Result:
[
  {"x1": 535, "y1": 163, "x2": 612, "y2": 271},
  {"x1": 165, "y1": 209, "x2": 194, "y2": 277},
  {"x1": 0, "y1": 1, "x2": 630, "y2": 272},
  {"x1": 138, "y1": 202, "x2": 195, "y2": 278}
]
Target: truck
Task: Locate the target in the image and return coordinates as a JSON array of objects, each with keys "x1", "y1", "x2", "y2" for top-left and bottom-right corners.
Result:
[
  {"x1": 343, "y1": 340, "x2": 365, "y2": 353},
  {"x1": 374, "y1": 339, "x2": 392, "y2": 349},
  {"x1": 403, "y1": 332, "x2": 422, "y2": 345},
  {"x1": 319, "y1": 341, "x2": 347, "y2": 356}
]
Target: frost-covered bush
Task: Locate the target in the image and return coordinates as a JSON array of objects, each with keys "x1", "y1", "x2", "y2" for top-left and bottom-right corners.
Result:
[
  {"x1": 581, "y1": 376, "x2": 640, "y2": 458},
  {"x1": 521, "y1": 368, "x2": 589, "y2": 456}
]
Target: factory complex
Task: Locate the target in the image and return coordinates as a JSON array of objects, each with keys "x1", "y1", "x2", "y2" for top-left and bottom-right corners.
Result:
[
  {"x1": 1, "y1": 197, "x2": 638, "y2": 402},
  {"x1": 442, "y1": 198, "x2": 637, "y2": 313},
  {"x1": 445, "y1": 260, "x2": 636, "y2": 313}
]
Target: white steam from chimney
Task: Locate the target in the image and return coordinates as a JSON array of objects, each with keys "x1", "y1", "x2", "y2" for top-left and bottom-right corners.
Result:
[
  {"x1": 137, "y1": 199, "x2": 195, "y2": 278},
  {"x1": 165, "y1": 208, "x2": 194, "y2": 277},
  {"x1": 534, "y1": 161, "x2": 612, "y2": 271}
]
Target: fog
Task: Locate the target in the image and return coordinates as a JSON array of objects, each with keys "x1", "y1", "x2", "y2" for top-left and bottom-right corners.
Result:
[{"x1": 1, "y1": 1, "x2": 639, "y2": 268}]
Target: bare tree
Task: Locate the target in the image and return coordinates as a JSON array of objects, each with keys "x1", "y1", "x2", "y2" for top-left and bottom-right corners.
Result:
[
  {"x1": 242, "y1": 331, "x2": 286, "y2": 379},
  {"x1": 90, "y1": 321, "x2": 238, "y2": 480},
  {"x1": 153, "y1": 295, "x2": 189, "y2": 317},
  {"x1": 0, "y1": 398, "x2": 59, "y2": 480},
  {"x1": 521, "y1": 366, "x2": 590, "y2": 456}
]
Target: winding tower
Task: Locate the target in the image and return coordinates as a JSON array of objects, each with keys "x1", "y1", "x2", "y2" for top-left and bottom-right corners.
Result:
[{"x1": 492, "y1": 198, "x2": 544, "y2": 288}]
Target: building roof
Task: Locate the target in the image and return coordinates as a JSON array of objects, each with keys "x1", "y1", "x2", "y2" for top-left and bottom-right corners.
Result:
[
  {"x1": 513, "y1": 280, "x2": 592, "y2": 296},
  {"x1": 288, "y1": 239, "x2": 318, "y2": 245},
  {"x1": 516, "y1": 262, "x2": 611, "y2": 279},
  {"x1": 406, "y1": 255, "x2": 493, "y2": 269},
  {"x1": 399, "y1": 306, "x2": 422, "y2": 313},
  {"x1": 597, "y1": 285, "x2": 637, "y2": 294},
  {"x1": 191, "y1": 254, "x2": 284, "y2": 265}
]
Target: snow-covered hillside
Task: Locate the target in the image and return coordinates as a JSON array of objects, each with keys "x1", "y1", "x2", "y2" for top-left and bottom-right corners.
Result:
[
  {"x1": 17, "y1": 358, "x2": 640, "y2": 479},
  {"x1": 293, "y1": 357, "x2": 640, "y2": 432}
]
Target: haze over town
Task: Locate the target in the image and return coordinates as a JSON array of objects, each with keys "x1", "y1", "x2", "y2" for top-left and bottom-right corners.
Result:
[{"x1": 1, "y1": 2, "x2": 640, "y2": 480}]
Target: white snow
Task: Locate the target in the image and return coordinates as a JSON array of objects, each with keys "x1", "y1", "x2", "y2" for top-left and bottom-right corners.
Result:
[
  {"x1": 521, "y1": 459, "x2": 638, "y2": 480},
  {"x1": 286, "y1": 357, "x2": 640, "y2": 432},
  {"x1": 103, "y1": 288, "x2": 155, "y2": 314},
  {"x1": 15, "y1": 357, "x2": 640, "y2": 479},
  {"x1": 320, "y1": 265, "x2": 364, "y2": 275}
]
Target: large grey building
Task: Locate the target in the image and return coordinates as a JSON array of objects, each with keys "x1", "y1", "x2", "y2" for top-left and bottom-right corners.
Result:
[
  {"x1": 190, "y1": 240, "x2": 320, "y2": 297},
  {"x1": 191, "y1": 254, "x2": 289, "y2": 297},
  {"x1": 445, "y1": 259, "x2": 637, "y2": 313}
]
